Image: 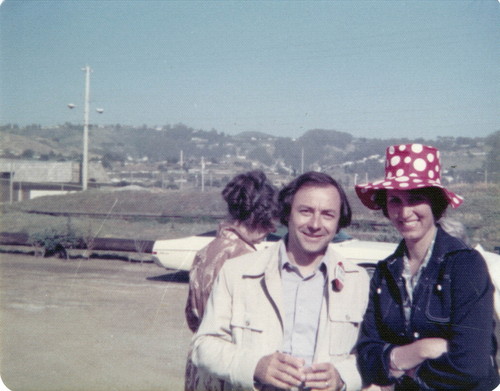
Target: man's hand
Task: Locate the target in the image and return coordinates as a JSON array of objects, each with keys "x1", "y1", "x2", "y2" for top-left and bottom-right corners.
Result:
[
  {"x1": 254, "y1": 352, "x2": 305, "y2": 389},
  {"x1": 303, "y1": 362, "x2": 344, "y2": 391}
]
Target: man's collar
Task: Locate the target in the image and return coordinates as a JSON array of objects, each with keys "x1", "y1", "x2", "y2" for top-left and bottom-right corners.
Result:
[
  {"x1": 278, "y1": 239, "x2": 289, "y2": 270},
  {"x1": 279, "y1": 236, "x2": 329, "y2": 275}
]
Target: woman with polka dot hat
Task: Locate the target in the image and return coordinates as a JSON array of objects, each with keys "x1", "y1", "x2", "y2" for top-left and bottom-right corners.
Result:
[
  {"x1": 355, "y1": 143, "x2": 463, "y2": 210},
  {"x1": 355, "y1": 144, "x2": 499, "y2": 390}
]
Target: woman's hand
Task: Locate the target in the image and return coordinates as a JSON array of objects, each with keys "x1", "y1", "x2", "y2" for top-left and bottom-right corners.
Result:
[
  {"x1": 416, "y1": 338, "x2": 448, "y2": 359},
  {"x1": 390, "y1": 338, "x2": 448, "y2": 377}
]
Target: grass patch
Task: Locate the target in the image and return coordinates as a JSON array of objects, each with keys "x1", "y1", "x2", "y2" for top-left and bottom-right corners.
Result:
[{"x1": 1, "y1": 183, "x2": 498, "y2": 251}]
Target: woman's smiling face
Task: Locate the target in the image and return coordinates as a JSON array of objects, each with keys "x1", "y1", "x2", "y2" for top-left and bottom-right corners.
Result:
[{"x1": 386, "y1": 189, "x2": 436, "y2": 245}]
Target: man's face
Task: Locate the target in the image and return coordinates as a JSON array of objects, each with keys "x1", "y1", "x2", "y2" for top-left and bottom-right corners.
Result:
[{"x1": 286, "y1": 184, "x2": 341, "y2": 265}]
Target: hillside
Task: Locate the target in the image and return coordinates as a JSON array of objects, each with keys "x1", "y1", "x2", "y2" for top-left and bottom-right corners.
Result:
[
  {"x1": 1, "y1": 125, "x2": 498, "y2": 185},
  {"x1": 0, "y1": 124, "x2": 498, "y2": 250},
  {"x1": 0, "y1": 132, "x2": 58, "y2": 156}
]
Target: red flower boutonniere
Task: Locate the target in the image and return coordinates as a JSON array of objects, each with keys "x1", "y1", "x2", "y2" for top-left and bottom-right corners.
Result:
[{"x1": 332, "y1": 262, "x2": 345, "y2": 292}]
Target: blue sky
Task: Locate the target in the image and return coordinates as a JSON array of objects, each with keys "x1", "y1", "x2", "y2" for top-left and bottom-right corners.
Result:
[{"x1": 1, "y1": 0, "x2": 499, "y2": 140}]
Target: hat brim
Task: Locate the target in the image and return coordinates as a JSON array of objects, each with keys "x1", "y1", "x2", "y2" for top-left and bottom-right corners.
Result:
[{"x1": 355, "y1": 178, "x2": 463, "y2": 210}]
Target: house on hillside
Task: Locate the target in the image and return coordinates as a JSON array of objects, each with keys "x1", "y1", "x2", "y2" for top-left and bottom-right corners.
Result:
[{"x1": 0, "y1": 159, "x2": 109, "y2": 203}]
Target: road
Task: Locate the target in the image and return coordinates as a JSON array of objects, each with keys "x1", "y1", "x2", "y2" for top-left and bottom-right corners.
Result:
[{"x1": 0, "y1": 253, "x2": 192, "y2": 391}]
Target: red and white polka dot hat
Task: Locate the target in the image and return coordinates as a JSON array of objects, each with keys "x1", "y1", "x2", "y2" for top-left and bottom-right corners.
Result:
[{"x1": 355, "y1": 143, "x2": 463, "y2": 210}]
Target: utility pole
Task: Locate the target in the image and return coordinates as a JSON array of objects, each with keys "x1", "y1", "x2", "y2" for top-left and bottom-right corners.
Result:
[
  {"x1": 82, "y1": 65, "x2": 91, "y2": 191},
  {"x1": 179, "y1": 150, "x2": 184, "y2": 190},
  {"x1": 9, "y1": 163, "x2": 14, "y2": 204},
  {"x1": 301, "y1": 147, "x2": 304, "y2": 174},
  {"x1": 201, "y1": 156, "x2": 205, "y2": 192}
]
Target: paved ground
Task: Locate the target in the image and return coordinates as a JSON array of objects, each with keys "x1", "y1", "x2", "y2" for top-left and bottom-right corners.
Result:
[
  {"x1": 0, "y1": 253, "x2": 192, "y2": 391},
  {"x1": 2, "y1": 252, "x2": 499, "y2": 391}
]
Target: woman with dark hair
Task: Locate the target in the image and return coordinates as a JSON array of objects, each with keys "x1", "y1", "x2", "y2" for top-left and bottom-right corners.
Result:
[
  {"x1": 185, "y1": 170, "x2": 278, "y2": 391},
  {"x1": 354, "y1": 144, "x2": 499, "y2": 390}
]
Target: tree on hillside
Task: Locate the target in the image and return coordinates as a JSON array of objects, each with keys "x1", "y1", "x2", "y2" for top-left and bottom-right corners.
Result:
[
  {"x1": 21, "y1": 149, "x2": 35, "y2": 159},
  {"x1": 101, "y1": 151, "x2": 126, "y2": 169},
  {"x1": 274, "y1": 138, "x2": 302, "y2": 170},
  {"x1": 248, "y1": 146, "x2": 273, "y2": 166},
  {"x1": 300, "y1": 129, "x2": 353, "y2": 149}
]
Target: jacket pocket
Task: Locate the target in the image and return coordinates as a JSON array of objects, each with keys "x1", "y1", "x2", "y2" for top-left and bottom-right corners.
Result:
[
  {"x1": 329, "y1": 317, "x2": 362, "y2": 355},
  {"x1": 230, "y1": 311, "x2": 264, "y2": 347},
  {"x1": 424, "y1": 276, "x2": 451, "y2": 323}
]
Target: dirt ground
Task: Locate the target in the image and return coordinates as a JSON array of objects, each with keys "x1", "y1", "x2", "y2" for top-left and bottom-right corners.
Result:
[
  {"x1": 1, "y1": 253, "x2": 499, "y2": 391},
  {"x1": 0, "y1": 253, "x2": 192, "y2": 391}
]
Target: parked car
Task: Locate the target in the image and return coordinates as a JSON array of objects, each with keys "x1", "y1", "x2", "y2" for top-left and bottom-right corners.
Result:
[
  {"x1": 151, "y1": 228, "x2": 398, "y2": 276},
  {"x1": 151, "y1": 229, "x2": 500, "y2": 318}
]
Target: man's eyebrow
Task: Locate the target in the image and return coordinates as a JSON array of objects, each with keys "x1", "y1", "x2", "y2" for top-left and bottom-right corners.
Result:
[{"x1": 296, "y1": 205, "x2": 337, "y2": 213}]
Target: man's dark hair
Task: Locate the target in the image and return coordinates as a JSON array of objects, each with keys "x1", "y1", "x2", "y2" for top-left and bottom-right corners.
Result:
[
  {"x1": 374, "y1": 187, "x2": 449, "y2": 221},
  {"x1": 222, "y1": 170, "x2": 278, "y2": 230},
  {"x1": 278, "y1": 171, "x2": 351, "y2": 232}
]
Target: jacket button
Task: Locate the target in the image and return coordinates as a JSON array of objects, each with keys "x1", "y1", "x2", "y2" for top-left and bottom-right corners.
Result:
[
  {"x1": 346, "y1": 315, "x2": 351, "y2": 321},
  {"x1": 376, "y1": 288, "x2": 382, "y2": 294},
  {"x1": 245, "y1": 320, "x2": 250, "y2": 326},
  {"x1": 413, "y1": 332, "x2": 420, "y2": 339},
  {"x1": 436, "y1": 284, "x2": 442, "y2": 291}
]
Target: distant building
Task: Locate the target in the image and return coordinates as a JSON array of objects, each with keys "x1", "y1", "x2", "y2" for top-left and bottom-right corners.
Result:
[{"x1": 0, "y1": 159, "x2": 109, "y2": 202}]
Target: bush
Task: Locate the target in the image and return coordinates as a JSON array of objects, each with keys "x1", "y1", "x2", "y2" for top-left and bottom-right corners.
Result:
[{"x1": 28, "y1": 228, "x2": 83, "y2": 258}]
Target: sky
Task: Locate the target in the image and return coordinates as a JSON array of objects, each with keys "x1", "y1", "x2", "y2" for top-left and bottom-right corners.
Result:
[{"x1": 1, "y1": 0, "x2": 499, "y2": 140}]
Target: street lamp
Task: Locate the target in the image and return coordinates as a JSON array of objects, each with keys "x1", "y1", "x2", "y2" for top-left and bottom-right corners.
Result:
[{"x1": 68, "y1": 65, "x2": 103, "y2": 191}]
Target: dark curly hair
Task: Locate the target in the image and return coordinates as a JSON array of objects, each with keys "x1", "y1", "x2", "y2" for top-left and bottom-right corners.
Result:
[
  {"x1": 222, "y1": 170, "x2": 278, "y2": 230},
  {"x1": 278, "y1": 171, "x2": 352, "y2": 232}
]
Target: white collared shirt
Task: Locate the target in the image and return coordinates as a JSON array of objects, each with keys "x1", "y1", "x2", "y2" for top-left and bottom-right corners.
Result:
[
  {"x1": 402, "y1": 232, "x2": 437, "y2": 324},
  {"x1": 279, "y1": 241, "x2": 327, "y2": 366}
]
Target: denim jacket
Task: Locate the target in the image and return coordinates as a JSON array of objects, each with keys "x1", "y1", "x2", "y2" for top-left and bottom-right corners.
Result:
[{"x1": 357, "y1": 226, "x2": 499, "y2": 391}]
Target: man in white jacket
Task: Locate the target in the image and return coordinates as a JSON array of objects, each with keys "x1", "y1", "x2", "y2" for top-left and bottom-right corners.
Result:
[{"x1": 192, "y1": 172, "x2": 370, "y2": 391}]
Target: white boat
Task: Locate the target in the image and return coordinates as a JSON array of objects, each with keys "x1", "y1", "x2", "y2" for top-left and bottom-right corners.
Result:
[
  {"x1": 151, "y1": 232, "x2": 500, "y2": 319},
  {"x1": 151, "y1": 229, "x2": 398, "y2": 274}
]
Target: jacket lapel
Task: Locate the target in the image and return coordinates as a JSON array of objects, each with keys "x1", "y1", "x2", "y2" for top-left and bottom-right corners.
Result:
[
  {"x1": 241, "y1": 241, "x2": 284, "y2": 328},
  {"x1": 264, "y1": 256, "x2": 284, "y2": 328}
]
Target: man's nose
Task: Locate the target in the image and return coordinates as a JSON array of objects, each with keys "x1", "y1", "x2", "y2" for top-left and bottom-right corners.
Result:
[{"x1": 308, "y1": 213, "x2": 321, "y2": 229}]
